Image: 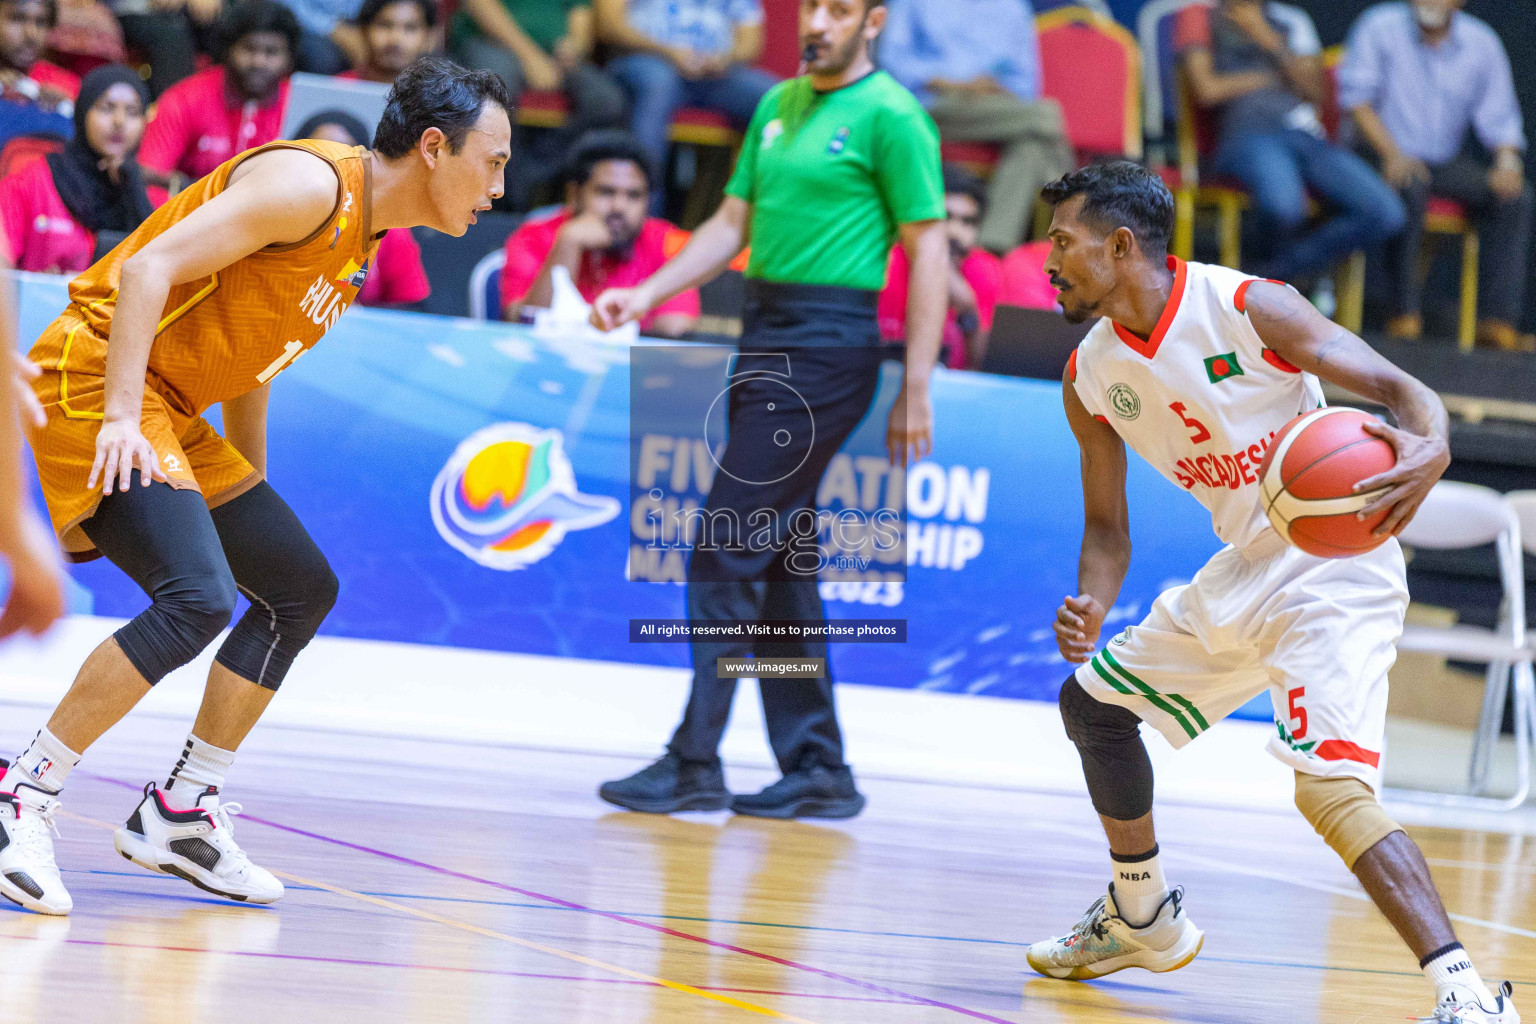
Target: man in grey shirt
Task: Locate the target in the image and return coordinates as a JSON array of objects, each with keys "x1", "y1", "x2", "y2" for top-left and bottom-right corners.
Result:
[{"x1": 1177, "y1": 0, "x2": 1404, "y2": 285}]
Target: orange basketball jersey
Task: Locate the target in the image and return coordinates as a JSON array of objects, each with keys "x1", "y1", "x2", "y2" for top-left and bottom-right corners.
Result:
[
  {"x1": 30, "y1": 138, "x2": 382, "y2": 418},
  {"x1": 27, "y1": 138, "x2": 383, "y2": 559}
]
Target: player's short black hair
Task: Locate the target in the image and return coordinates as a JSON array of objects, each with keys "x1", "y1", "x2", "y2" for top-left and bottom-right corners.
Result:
[
  {"x1": 373, "y1": 55, "x2": 510, "y2": 159},
  {"x1": 941, "y1": 163, "x2": 987, "y2": 214},
  {"x1": 565, "y1": 129, "x2": 653, "y2": 190},
  {"x1": 219, "y1": 0, "x2": 301, "y2": 60},
  {"x1": 298, "y1": 108, "x2": 373, "y2": 147},
  {"x1": 358, "y1": 0, "x2": 435, "y2": 30},
  {"x1": 1042, "y1": 160, "x2": 1174, "y2": 255}
]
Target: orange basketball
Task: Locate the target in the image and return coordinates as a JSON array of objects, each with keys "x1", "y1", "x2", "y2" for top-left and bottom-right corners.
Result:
[{"x1": 1257, "y1": 408, "x2": 1397, "y2": 558}]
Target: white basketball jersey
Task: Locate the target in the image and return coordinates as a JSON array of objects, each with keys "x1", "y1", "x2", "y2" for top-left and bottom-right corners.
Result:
[{"x1": 1070, "y1": 258, "x2": 1325, "y2": 549}]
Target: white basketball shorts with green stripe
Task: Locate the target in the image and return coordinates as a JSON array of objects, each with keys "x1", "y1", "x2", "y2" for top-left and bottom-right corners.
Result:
[{"x1": 1074, "y1": 530, "x2": 1408, "y2": 789}]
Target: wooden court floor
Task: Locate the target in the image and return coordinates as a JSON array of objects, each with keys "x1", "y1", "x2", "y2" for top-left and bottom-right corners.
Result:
[{"x1": 1, "y1": 710, "x2": 1532, "y2": 1023}]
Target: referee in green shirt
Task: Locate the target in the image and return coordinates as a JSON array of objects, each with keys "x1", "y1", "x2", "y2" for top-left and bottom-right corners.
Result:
[{"x1": 593, "y1": 0, "x2": 947, "y2": 820}]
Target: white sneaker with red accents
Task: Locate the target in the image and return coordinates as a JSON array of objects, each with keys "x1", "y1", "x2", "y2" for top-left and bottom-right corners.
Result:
[
  {"x1": 1421, "y1": 982, "x2": 1520, "y2": 1024},
  {"x1": 113, "y1": 783, "x2": 282, "y2": 905},
  {"x1": 1026, "y1": 885, "x2": 1204, "y2": 980},
  {"x1": 0, "y1": 766, "x2": 71, "y2": 916}
]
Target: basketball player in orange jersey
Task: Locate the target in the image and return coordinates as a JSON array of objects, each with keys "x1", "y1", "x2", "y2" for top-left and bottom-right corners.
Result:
[
  {"x1": 0, "y1": 56, "x2": 511, "y2": 916},
  {"x1": 1024, "y1": 162, "x2": 1514, "y2": 1023}
]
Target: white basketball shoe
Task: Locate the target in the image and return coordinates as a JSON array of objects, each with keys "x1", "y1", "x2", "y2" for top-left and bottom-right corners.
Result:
[
  {"x1": 114, "y1": 783, "x2": 283, "y2": 905},
  {"x1": 0, "y1": 766, "x2": 71, "y2": 916},
  {"x1": 1026, "y1": 886, "x2": 1204, "y2": 980},
  {"x1": 1421, "y1": 982, "x2": 1520, "y2": 1023}
]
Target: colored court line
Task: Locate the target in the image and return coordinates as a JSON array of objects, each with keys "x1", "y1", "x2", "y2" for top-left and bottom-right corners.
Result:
[
  {"x1": 62, "y1": 868, "x2": 1536, "y2": 989},
  {"x1": 0, "y1": 929, "x2": 915, "y2": 1005},
  {"x1": 57, "y1": 808, "x2": 824, "y2": 1024},
  {"x1": 237, "y1": 808, "x2": 1026, "y2": 1024},
  {"x1": 279, "y1": 870, "x2": 828, "y2": 1023}
]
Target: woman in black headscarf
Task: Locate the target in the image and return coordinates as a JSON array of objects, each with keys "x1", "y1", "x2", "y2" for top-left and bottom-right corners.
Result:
[{"x1": 0, "y1": 64, "x2": 156, "y2": 273}]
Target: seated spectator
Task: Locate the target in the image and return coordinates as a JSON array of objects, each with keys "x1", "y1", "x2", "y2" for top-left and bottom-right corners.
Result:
[
  {"x1": 1340, "y1": 0, "x2": 1533, "y2": 350},
  {"x1": 0, "y1": 64, "x2": 160, "y2": 274},
  {"x1": 275, "y1": 0, "x2": 364, "y2": 74},
  {"x1": 48, "y1": 0, "x2": 126, "y2": 76},
  {"x1": 501, "y1": 129, "x2": 698, "y2": 337},
  {"x1": 297, "y1": 108, "x2": 430, "y2": 308},
  {"x1": 108, "y1": 0, "x2": 221, "y2": 99},
  {"x1": 1177, "y1": 0, "x2": 1404, "y2": 285},
  {"x1": 595, "y1": 0, "x2": 775, "y2": 210},
  {"x1": 337, "y1": 0, "x2": 432, "y2": 84},
  {"x1": 0, "y1": 0, "x2": 81, "y2": 106},
  {"x1": 880, "y1": 0, "x2": 1072, "y2": 254},
  {"x1": 878, "y1": 164, "x2": 1000, "y2": 370},
  {"x1": 999, "y1": 239, "x2": 1058, "y2": 311},
  {"x1": 451, "y1": 0, "x2": 624, "y2": 136},
  {"x1": 139, "y1": 0, "x2": 297, "y2": 182}
]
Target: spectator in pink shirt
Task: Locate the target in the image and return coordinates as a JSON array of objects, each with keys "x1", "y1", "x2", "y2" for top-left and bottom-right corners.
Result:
[
  {"x1": 298, "y1": 108, "x2": 431, "y2": 308},
  {"x1": 0, "y1": 0, "x2": 79, "y2": 109},
  {"x1": 501, "y1": 129, "x2": 699, "y2": 337},
  {"x1": 0, "y1": 64, "x2": 163, "y2": 274},
  {"x1": 138, "y1": 0, "x2": 297, "y2": 182},
  {"x1": 878, "y1": 165, "x2": 1000, "y2": 370}
]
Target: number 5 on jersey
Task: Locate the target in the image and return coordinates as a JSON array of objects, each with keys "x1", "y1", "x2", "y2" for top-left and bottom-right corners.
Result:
[{"x1": 1169, "y1": 401, "x2": 1211, "y2": 444}]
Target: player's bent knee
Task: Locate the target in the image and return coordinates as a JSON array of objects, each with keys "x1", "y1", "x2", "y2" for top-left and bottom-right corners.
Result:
[
  {"x1": 114, "y1": 571, "x2": 239, "y2": 685},
  {"x1": 1060, "y1": 675, "x2": 1142, "y2": 750},
  {"x1": 213, "y1": 554, "x2": 339, "y2": 692},
  {"x1": 1293, "y1": 771, "x2": 1403, "y2": 870}
]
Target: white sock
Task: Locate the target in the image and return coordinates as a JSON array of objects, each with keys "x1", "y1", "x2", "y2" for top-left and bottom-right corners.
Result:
[
  {"x1": 1110, "y1": 845, "x2": 1169, "y2": 928},
  {"x1": 6, "y1": 728, "x2": 82, "y2": 795},
  {"x1": 1422, "y1": 942, "x2": 1497, "y2": 1008},
  {"x1": 163, "y1": 734, "x2": 236, "y2": 808}
]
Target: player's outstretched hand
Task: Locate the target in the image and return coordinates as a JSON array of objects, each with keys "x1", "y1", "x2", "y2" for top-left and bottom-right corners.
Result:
[
  {"x1": 1352, "y1": 420, "x2": 1450, "y2": 537},
  {"x1": 89, "y1": 418, "x2": 168, "y2": 495},
  {"x1": 886, "y1": 383, "x2": 933, "y2": 465},
  {"x1": 589, "y1": 286, "x2": 653, "y2": 332},
  {"x1": 1055, "y1": 593, "x2": 1106, "y2": 663},
  {"x1": 10, "y1": 351, "x2": 44, "y2": 429},
  {"x1": 0, "y1": 510, "x2": 65, "y2": 638}
]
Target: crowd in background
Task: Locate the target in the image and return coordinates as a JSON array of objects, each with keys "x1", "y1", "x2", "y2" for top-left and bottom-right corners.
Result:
[{"x1": 0, "y1": 0, "x2": 1528, "y2": 370}]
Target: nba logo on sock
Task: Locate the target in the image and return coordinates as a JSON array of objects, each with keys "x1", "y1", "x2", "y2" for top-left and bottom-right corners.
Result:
[{"x1": 30, "y1": 759, "x2": 51, "y2": 780}]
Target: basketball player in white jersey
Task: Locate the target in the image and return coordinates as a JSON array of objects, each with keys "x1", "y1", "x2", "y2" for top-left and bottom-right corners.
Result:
[{"x1": 1025, "y1": 163, "x2": 1515, "y2": 1023}]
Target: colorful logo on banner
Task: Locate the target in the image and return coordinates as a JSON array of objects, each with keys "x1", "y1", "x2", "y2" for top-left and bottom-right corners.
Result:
[{"x1": 430, "y1": 423, "x2": 619, "y2": 571}]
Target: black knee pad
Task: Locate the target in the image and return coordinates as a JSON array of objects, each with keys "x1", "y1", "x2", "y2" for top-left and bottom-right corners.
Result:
[
  {"x1": 114, "y1": 571, "x2": 238, "y2": 685},
  {"x1": 1060, "y1": 674, "x2": 1143, "y2": 747},
  {"x1": 1059, "y1": 675, "x2": 1155, "y2": 821},
  {"x1": 215, "y1": 555, "x2": 338, "y2": 691}
]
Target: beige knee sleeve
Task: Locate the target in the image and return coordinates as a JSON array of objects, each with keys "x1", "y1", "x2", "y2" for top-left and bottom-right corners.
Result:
[{"x1": 1293, "y1": 771, "x2": 1403, "y2": 870}]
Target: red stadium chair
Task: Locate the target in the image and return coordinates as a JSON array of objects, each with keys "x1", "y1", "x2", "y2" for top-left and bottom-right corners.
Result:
[
  {"x1": 757, "y1": 0, "x2": 802, "y2": 79},
  {"x1": 941, "y1": 7, "x2": 1138, "y2": 198},
  {"x1": 1423, "y1": 197, "x2": 1479, "y2": 351},
  {"x1": 1037, "y1": 5, "x2": 1143, "y2": 160}
]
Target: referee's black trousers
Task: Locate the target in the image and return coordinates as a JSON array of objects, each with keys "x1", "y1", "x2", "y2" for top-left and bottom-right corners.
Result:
[{"x1": 668, "y1": 285, "x2": 885, "y2": 773}]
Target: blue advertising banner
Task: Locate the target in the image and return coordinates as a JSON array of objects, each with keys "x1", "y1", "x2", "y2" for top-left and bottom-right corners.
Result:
[{"x1": 16, "y1": 273, "x2": 1252, "y2": 711}]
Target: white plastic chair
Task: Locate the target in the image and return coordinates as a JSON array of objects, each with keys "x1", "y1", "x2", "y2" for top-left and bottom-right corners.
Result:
[
  {"x1": 1388, "y1": 482, "x2": 1534, "y2": 810},
  {"x1": 467, "y1": 248, "x2": 507, "y2": 321}
]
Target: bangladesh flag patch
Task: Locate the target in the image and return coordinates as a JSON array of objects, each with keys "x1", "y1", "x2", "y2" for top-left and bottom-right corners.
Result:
[{"x1": 1204, "y1": 352, "x2": 1243, "y2": 384}]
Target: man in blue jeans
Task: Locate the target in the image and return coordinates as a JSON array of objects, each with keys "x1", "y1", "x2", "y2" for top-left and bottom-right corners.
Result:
[
  {"x1": 595, "y1": 0, "x2": 777, "y2": 212},
  {"x1": 1176, "y1": 0, "x2": 1404, "y2": 285}
]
